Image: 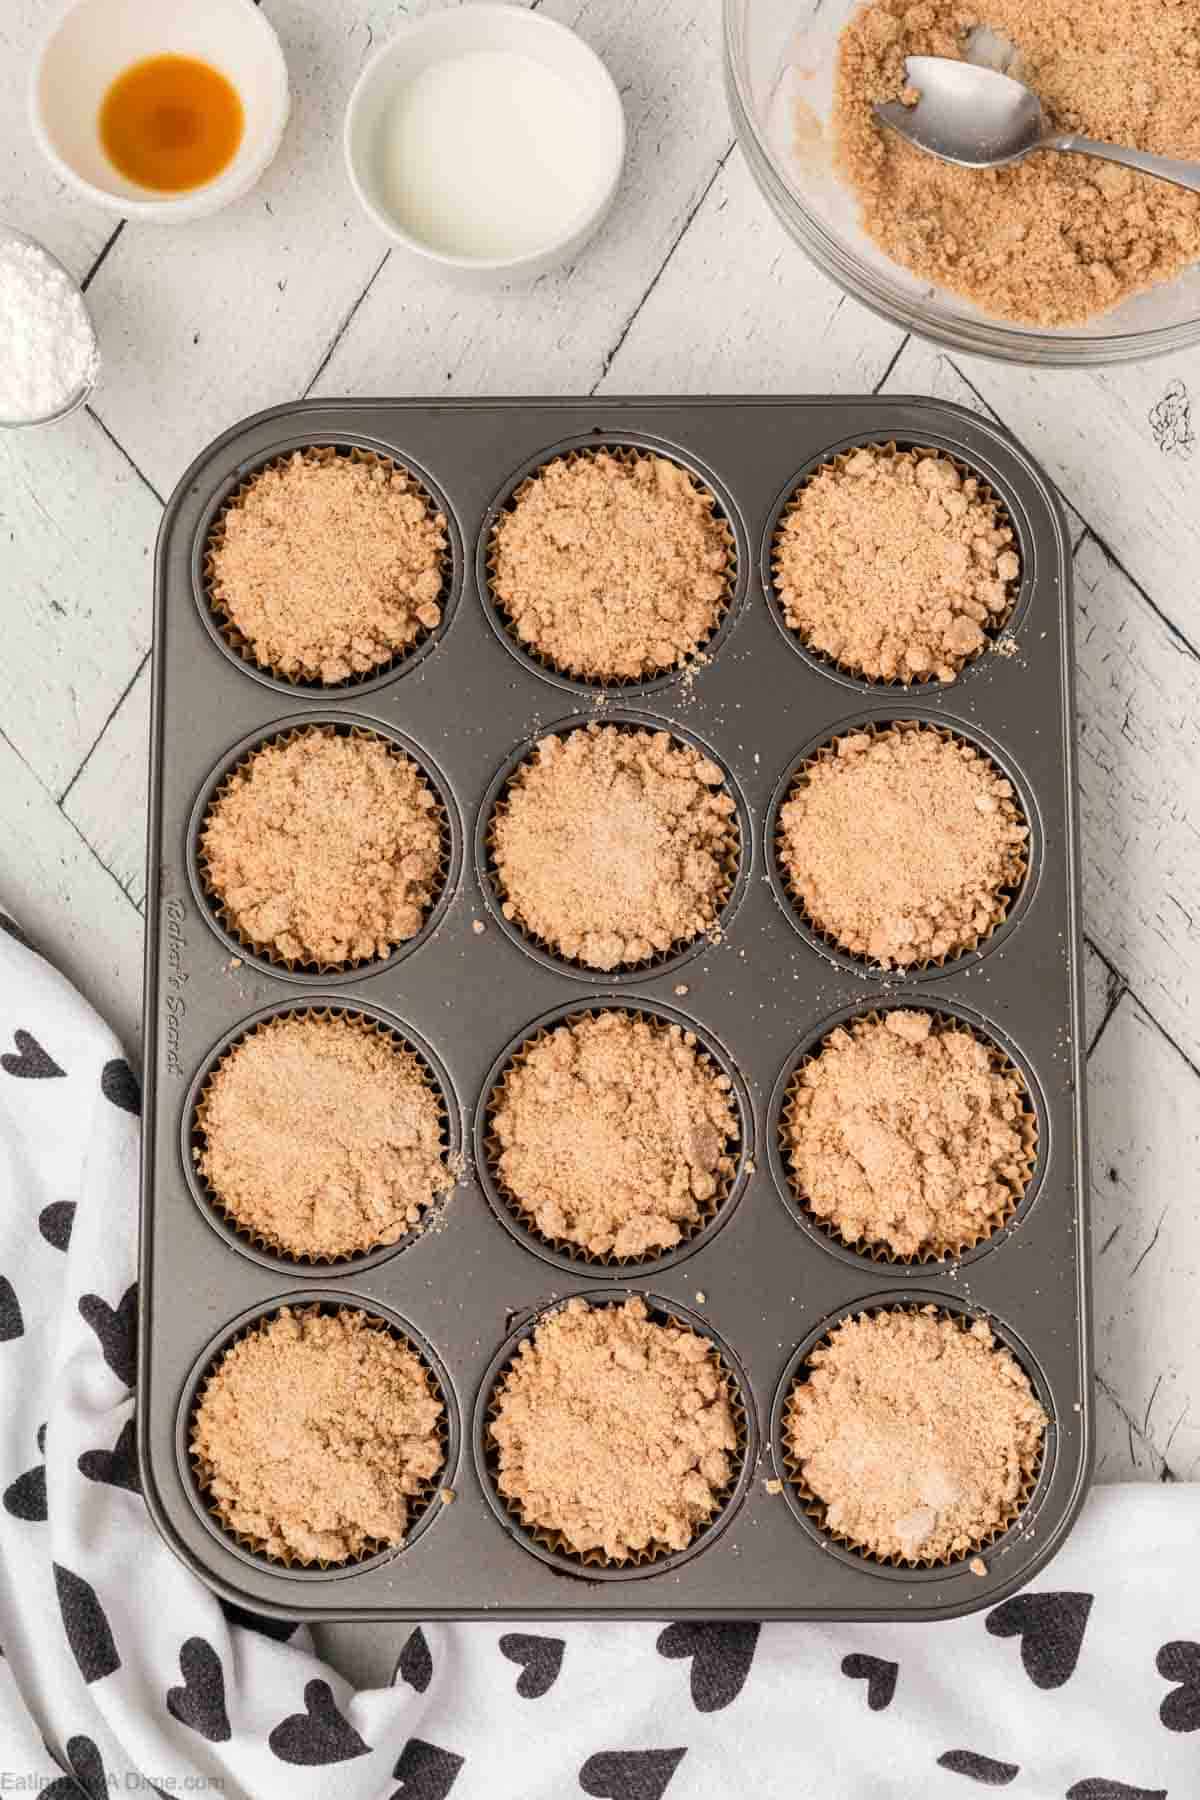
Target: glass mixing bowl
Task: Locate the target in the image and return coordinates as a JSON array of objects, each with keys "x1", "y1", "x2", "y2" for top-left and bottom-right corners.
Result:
[{"x1": 724, "y1": 0, "x2": 1200, "y2": 365}]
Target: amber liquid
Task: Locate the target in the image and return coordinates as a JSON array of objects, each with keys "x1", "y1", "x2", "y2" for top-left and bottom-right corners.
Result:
[{"x1": 99, "y1": 54, "x2": 244, "y2": 194}]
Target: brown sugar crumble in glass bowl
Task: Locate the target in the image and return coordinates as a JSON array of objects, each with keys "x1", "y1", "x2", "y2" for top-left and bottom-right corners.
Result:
[
  {"x1": 199, "y1": 727, "x2": 444, "y2": 968},
  {"x1": 774, "y1": 446, "x2": 1020, "y2": 683},
  {"x1": 488, "y1": 1010, "x2": 740, "y2": 1261},
  {"x1": 781, "y1": 1010, "x2": 1037, "y2": 1260},
  {"x1": 488, "y1": 1296, "x2": 740, "y2": 1563},
  {"x1": 834, "y1": 0, "x2": 1200, "y2": 327},
  {"x1": 785, "y1": 1307, "x2": 1047, "y2": 1564},
  {"x1": 195, "y1": 1013, "x2": 451, "y2": 1261},
  {"x1": 489, "y1": 449, "x2": 732, "y2": 682},
  {"x1": 190, "y1": 1306, "x2": 444, "y2": 1565},
  {"x1": 489, "y1": 723, "x2": 739, "y2": 971},
  {"x1": 206, "y1": 448, "x2": 447, "y2": 684},
  {"x1": 776, "y1": 723, "x2": 1028, "y2": 968}
]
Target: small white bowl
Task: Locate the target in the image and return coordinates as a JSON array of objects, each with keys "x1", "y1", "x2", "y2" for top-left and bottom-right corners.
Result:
[
  {"x1": 0, "y1": 224, "x2": 99, "y2": 429},
  {"x1": 344, "y1": 3, "x2": 626, "y2": 286},
  {"x1": 30, "y1": 0, "x2": 290, "y2": 223}
]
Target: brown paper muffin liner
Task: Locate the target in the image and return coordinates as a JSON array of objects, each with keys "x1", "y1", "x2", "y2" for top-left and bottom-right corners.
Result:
[
  {"x1": 202, "y1": 445, "x2": 450, "y2": 688},
  {"x1": 190, "y1": 1007, "x2": 453, "y2": 1266},
  {"x1": 774, "y1": 719, "x2": 1029, "y2": 972},
  {"x1": 778, "y1": 1009, "x2": 1039, "y2": 1265},
  {"x1": 770, "y1": 442, "x2": 1022, "y2": 687},
  {"x1": 780, "y1": 1303, "x2": 1045, "y2": 1570},
  {"x1": 196, "y1": 722, "x2": 451, "y2": 976},
  {"x1": 486, "y1": 445, "x2": 737, "y2": 687},
  {"x1": 484, "y1": 722, "x2": 742, "y2": 976},
  {"x1": 483, "y1": 1298, "x2": 750, "y2": 1572},
  {"x1": 188, "y1": 1300, "x2": 448, "y2": 1570},
  {"x1": 482, "y1": 1006, "x2": 742, "y2": 1267}
]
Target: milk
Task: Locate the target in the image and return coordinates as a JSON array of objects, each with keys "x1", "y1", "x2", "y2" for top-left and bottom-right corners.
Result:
[{"x1": 378, "y1": 49, "x2": 610, "y2": 260}]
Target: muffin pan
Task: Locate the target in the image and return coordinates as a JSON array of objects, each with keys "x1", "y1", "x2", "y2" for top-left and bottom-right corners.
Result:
[{"x1": 141, "y1": 397, "x2": 1090, "y2": 1622}]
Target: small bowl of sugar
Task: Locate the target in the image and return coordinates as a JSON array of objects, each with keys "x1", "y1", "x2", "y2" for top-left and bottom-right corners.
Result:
[
  {"x1": 343, "y1": 3, "x2": 626, "y2": 286},
  {"x1": 0, "y1": 225, "x2": 100, "y2": 429}
]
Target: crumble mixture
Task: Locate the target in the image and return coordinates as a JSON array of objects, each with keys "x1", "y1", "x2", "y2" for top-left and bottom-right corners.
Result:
[
  {"x1": 490, "y1": 1296, "x2": 739, "y2": 1561},
  {"x1": 191, "y1": 1307, "x2": 444, "y2": 1563},
  {"x1": 782, "y1": 1009, "x2": 1035, "y2": 1257},
  {"x1": 490, "y1": 724, "x2": 738, "y2": 970},
  {"x1": 490, "y1": 1010, "x2": 739, "y2": 1259},
  {"x1": 777, "y1": 725, "x2": 1028, "y2": 966},
  {"x1": 774, "y1": 446, "x2": 1020, "y2": 682},
  {"x1": 835, "y1": 0, "x2": 1200, "y2": 326},
  {"x1": 208, "y1": 450, "x2": 445, "y2": 683},
  {"x1": 196, "y1": 1014, "x2": 450, "y2": 1259},
  {"x1": 787, "y1": 1308, "x2": 1047, "y2": 1561},
  {"x1": 490, "y1": 451, "x2": 730, "y2": 680},
  {"x1": 200, "y1": 728, "x2": 442, "y2": 966}
]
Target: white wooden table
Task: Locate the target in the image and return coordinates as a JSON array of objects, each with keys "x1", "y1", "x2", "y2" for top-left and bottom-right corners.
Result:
[{"x1": 2, "y1": 0, "x2": 1198, "y2": 1529}]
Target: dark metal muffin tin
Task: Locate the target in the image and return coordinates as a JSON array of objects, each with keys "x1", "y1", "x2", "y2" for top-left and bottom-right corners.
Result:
[{"x1": 141, "y1": 397, "x2": 1090, "y2": 1623}]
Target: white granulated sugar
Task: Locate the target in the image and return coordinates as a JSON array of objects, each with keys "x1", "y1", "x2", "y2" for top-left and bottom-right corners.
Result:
[{"x1": 0, "y1": 238, "x2": 98, "y2": 423}]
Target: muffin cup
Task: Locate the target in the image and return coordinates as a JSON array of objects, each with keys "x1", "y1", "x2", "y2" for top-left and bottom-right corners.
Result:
[
  {"x1": 477, "y1": 711, "x2": 748, "y2": 984},
  {"x1": 197, "y1": 441, "x2": 457, "y2": 696},
  {"x1": 480, "y1": 437, "x2": 742, "y2": 695},
  {"x1": 474, "y1": 1290, "x2": 755, "y2": 1579},
  {"x1": 773, "y1": 1297, "x2": 1051, "y2": 1575},
  {"x1": 771, "y1": 1000, "x2": 1041, "y2": 1268},
  {"x1": 188, "y1": 714, "x2": 459, "y2": 984},
  {"x1": 476, "y1": 998, "x2": 753, "y2": 1276},
  {"x1": 768, "y1": 716, "x2": 1033, "y2": 977},
  {"x1": 764, "y1": 439, "x2": 1027, "y2": 693},
  {"x1": 184, "y1": 999, "x2": 460, "y2": 1274},
  {"x1": 181, "y1": 1295, "x2": 455, "y2": 1576}
]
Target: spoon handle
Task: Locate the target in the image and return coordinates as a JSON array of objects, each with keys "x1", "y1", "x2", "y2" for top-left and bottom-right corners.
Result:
[{"x1": 1046, "y1": 135, "x2": 1200, "y2": 197}]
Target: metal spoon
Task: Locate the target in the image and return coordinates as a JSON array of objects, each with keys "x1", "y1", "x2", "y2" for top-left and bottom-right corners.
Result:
[{"x1": 875, "y1": 56, "x2": 1200, "y2": 196}]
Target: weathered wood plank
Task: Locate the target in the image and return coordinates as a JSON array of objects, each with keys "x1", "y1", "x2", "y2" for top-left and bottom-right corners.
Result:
[
  {"x1": 62, "y1": 656, "x2": 150, "y2": 908},
  {"x1": 313, "y1": 0, "x2": 738, "y2": 400},
  {"x1": 1090, "y1": 994, "x2": 1200, "y2": 1480},
  {"x1": 0, "y1": 737, "x2": 142, "y2": 1056},
  {"x1": 0, "y1": 408, "x2": 157, "y2": 796}
]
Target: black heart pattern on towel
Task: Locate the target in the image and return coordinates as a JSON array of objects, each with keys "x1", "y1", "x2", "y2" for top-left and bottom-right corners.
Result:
[
  {"x1": 219, "y1": 1597, "x2": 300, "y2": 1643},
  {"x1": 397, "y1": 1626, "x2": 433, "y2": 1693},
  {"x1": 4, "y1": 1421, "x2": 47, "y2": 1521},
  {"x1": 1066, "y1": 1782, "x2": 1167, "y2": 1800},
  {"x1": 38, "y1": 1200, "x2": 75, "y2": 1251},
  {"x1": 937, "y1": 1750, "x2": 1020, "y2": 1785},
  {"x1": 167, "y1": 1636, "x2": 231, "y2": 1742},
  {"x1": 986, "y1": 1592, "x2": 1094, "y2": 1689},
  {"x1": 2, "y1": 1029, "x2": 64, "y2": 1079},
  {"x1": 100, "y1": 1057, "x2": 140, "y2": 1116},
  {"x1": 841, "y1": 1652, "x2": 898, "y2": 1712},
  {"x1": 657, "y1": 1621, "x2": 760, "y2": 1712},
  {"x1": 391, "y1": 1737, "x2": 465, "y2": 1799},
  {"x1": 43, "y1": 1734, "x2": 107, "y2": 1800},
  {"x1": 78, "y1": 1418, "x2": 140, "y2": 1494},
  {"x1": 79, "y1": 1283, "x2": 137, "y2": 1388},
  {"x1": 579, "y1": 1749, "x2": 688, "y2": 1800},
  {"x1": 269, "y1": 1679, "x2": 370, "y2": 1764},
  {"x1": 0, "y1": 1276, "x2": 24, "y2": 1343},
  {"x1": 500, "y1": 1632, "x2": 564, "y2": 1698},
  {"x1": 1157, "y1": 1640, "x2": 1200, "y2": 1731},
  {"x1": 54, "y1": 1563, "x2": 120, "y2": 1684}
]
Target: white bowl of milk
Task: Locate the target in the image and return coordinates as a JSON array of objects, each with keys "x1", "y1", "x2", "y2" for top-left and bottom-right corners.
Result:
[{"x1": 344, "y1": 3, "x2": 626, "y2": 285}]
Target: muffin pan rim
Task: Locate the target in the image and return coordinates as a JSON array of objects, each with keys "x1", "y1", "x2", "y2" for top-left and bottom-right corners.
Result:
[
  {"x1": 185, "y1": 710, "x2": 463, "y2": 986},
  {"x1": 765, "y1": 992, "x2": 1049, "y2": 1274},
  {"x1": 768, "y1": 1290, "x2": 1058, "y2": 1581},
  {"x1": 476, "y1": 428, "x2": 749, "y2": 697},
  {"x1": 189, "y1": 430, "x2": 466, "y2": 700},
  {"x1": 759, "y1": 429, "x2": 1036, "y2": 698},
  {"x1": 180, "y1": 995, "x2": 464, "y2": 1277},
  {"x1": 473, "y1": 992, "x2": 756, "y2": 1277}
]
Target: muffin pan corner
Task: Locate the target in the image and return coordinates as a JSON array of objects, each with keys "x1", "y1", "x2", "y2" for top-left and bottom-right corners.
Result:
[{"x1": 141, "y1": 397, "x2": 1090, "y2": 1623}]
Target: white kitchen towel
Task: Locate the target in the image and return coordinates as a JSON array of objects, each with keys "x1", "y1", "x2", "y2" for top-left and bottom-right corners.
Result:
[{"x1": 0, "y1": 910, "x2": 1195, "y2": 1800}]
